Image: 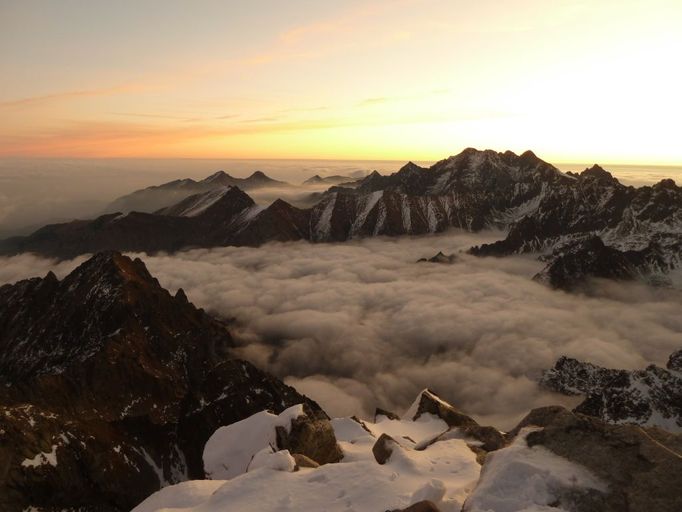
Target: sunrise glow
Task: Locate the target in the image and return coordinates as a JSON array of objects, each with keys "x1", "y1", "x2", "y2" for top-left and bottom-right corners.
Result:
[{"x1": 1, "y1": 0, "x2": 681, "y2": 164}]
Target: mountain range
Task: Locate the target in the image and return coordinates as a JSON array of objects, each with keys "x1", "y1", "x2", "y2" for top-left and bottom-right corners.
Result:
[
  {"x1": 1, "y1": 148, "x2": 680, "y2": 289},
  {"x1": 105, "y1": 170, "x2": 289, "y2": 214}
]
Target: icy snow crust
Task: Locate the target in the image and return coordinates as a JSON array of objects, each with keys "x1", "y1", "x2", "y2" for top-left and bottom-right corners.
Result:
[{"x1": 134, "y1": 396, "x2": 609, "y2": 512}]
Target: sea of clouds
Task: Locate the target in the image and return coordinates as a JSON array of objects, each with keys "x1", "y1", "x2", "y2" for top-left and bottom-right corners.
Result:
[{"x1": 2, "y1": 230, "x2": 681, "y2": 430}]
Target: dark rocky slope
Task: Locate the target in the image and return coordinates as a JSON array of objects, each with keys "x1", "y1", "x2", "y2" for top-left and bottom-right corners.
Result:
[{"x1": 0, "y1": 252, "x2": 319, "y2": 512}]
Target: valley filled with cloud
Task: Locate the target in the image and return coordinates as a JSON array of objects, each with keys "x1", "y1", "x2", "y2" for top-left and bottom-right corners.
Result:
[{"x1": 3, "y1": 230, "x2": 681, "y2": 429}]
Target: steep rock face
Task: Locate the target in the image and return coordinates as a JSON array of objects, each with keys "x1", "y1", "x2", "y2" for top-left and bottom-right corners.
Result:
[
  {"x1": 500, "y1": 406, "x2": 682, "y2": 512},
  {"x1": 540, "y1": 354, "x2": 682, "y2": 431},
  {"x1": 0, "y1": 252, "x2": 319, "y2": 512}
]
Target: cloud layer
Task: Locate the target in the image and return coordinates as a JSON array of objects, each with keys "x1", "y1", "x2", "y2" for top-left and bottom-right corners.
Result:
[{"x1": 2, "y1": 231, "x2": 681, "y2": 429}]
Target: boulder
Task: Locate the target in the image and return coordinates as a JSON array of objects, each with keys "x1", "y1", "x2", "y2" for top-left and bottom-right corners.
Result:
[
  {"x1": 372, "y1": 433, "x2": 400, "y2": 465},
  {"x1": 275, "y1": 404, "x2": 343, "y2": 465}
]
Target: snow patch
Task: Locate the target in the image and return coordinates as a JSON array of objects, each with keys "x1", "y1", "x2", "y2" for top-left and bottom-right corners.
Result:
[
  {"x1": 203, "y1": 404, "x2": 305, "y2": 480},
  {"x1": 21, "y1": 445, "x2": 58, "y2": 468}
]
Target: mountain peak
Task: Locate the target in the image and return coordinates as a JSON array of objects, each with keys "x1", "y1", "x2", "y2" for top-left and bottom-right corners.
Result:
[
  {"x1": 248, "y1": 170, "x2": 270, "y2": 180},
  {"x1": 203, "y1": 170, "x2": 234, "y2": 183},
  {"x1": 64, "y1": 250, "x2": 155, "y2": 290},
  {"x1": 654, "y1": 178, "x2": 678, "y2": 190},
  {"x1": 398, "y1": 161, "x2": 423, "y2": 174},
  {"x1": 303, "y1": 174, "x2": 324, "y2": 185},
  {"x1": 581, "y1": 164, "x2": 614, "y2": 181}
]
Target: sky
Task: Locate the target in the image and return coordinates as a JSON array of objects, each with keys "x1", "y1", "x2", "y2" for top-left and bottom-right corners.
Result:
[{"x1": 1, "y1": 0, "x2": 681, "y2": 163}]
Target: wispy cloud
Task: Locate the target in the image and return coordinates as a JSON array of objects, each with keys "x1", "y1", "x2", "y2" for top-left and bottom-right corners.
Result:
[{"x1": 0, "y1": 85, "x2": 143, "y2": 109}]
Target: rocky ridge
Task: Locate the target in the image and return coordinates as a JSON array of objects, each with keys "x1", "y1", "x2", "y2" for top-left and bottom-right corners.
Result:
[
  {"x1": 540, "y1": 353, "x2": 682, "y2": 432},
  {"x1": 0, "y1": 252, "x2": 319, "y2": 511}
]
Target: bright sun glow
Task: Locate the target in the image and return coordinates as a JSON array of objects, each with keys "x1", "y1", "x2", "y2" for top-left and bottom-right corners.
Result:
[{"x1": 1, "y1": 0, "x2": 681, "y2": 164}]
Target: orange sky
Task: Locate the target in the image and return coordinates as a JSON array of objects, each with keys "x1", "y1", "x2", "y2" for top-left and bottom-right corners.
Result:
[{"x1": 1, "y1": 0, "x2": 681, "y2": 164}]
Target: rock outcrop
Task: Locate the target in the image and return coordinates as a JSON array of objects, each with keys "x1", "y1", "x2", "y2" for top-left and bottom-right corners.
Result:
[{"x1": 406, "y1": 389, "x2": 505, "y2": 452}]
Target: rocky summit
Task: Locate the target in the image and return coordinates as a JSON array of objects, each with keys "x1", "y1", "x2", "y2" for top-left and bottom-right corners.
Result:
[
  {"x1": 1, "y1": 148, "x2": 681, "y2": 290},
  {"x1": 0, "y1": 252, "x2": 319, "y2": 512}
]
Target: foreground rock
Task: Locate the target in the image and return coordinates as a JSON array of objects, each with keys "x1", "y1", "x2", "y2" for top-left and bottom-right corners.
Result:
[
  {"x1": 134, "y1": 390, "x2": 485, "y2": 512},
  {"x1": 540, "y1": 353, "x2": 682, "y2": 431},
  {"x1": 0, "y1": 252, "x2": 318, "y2": 512},
  {"x1": 135, "y1": 389, "x2": 682, "y2": 512},
  {"x1": 495, "y1": 406, "x2": 682, "y2": 512}
]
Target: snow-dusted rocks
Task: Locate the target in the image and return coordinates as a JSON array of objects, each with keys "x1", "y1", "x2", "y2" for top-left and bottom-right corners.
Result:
[
  {"x1": 203, "y1": 403, "x2": 341, "y2": 480},
  {"x1": 540, "y1": 354, "x2": 682, "y2": 431},
  {"x1": 134, "y1": 391, "x2": 485, "y2": 512},
  {"x1": 405, "y1": 389, "x2": 506, "y2": 453},
  {"x1": 134, "y1": 390, "x2": 682, "y2": 512}
]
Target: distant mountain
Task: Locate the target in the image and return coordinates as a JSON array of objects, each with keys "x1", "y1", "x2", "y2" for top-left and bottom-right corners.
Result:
[
  {"x1": 0, "y1": 251, "x2": 319, "y2": 511},
  {"x1": 2, "y1": 148, "x2": 681, "y2": 289},
  {"x1": 105, "y1": 170, "x2": 290, "y2": 214},
  {"x1": 302, "y1": 174, "x2": 354, "y2": 186},
  {"x1": 540, "y1": 353, "x2": 682, "y2": 432},
  {"x1": 0, "y1": 186, "x2": 311, "y2": 259}
]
